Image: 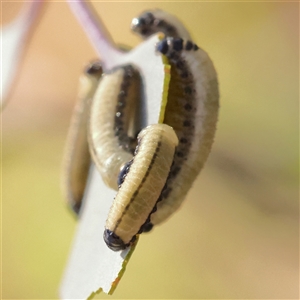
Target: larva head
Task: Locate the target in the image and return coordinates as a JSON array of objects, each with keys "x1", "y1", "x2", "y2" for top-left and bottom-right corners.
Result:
[
  {"x1": 131, "y1": 9, "x2": 191, "y2": 40},
  {"x1": 103, "y1": 229, "x2": 131, "y2": 251},
  {"x1": 78, "y1": 61, "x2": 103, "y2": 99},
  {"x1": 85, "y1": 60, "x2": 103, "y2": 79}
]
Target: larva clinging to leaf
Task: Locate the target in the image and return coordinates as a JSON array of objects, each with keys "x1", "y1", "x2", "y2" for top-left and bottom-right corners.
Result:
[
  {"x1": 62, "y1": 61, "x2": 102, "y2": 214},
  {"x1": 130, "y1": 9, "x2": 219, "y2": 229}
]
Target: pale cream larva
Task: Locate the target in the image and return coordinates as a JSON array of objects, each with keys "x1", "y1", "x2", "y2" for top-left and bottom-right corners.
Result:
[
  {"x1": 62, "y1": 61, "x2": 102, "y2": 214},
  {"x1": 88, "y1": 65, "x2": 140, "y2": 191},
  {"x1": 104, "y1": 124, "x2": 178, "y2": 250},
  {"x1": 131, "y1": 10, "x2": 219, "y2": 229}
]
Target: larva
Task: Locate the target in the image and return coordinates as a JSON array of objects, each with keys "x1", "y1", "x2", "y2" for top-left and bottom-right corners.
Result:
[
  {"x1": 104, "y1": 124, "x2": 178, "y2": 250},
  {"x1": 62, "y1": 61, "x2": 102, "y2": 214},
  {"x1": 131, "y1": 10, "x2": 219, "y2": 228},
  {"x1": 88, "y1": 65, "x2": 140, "y2": 191}
]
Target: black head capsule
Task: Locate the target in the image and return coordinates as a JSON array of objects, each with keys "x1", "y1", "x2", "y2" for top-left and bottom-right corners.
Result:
[
  {"x1": 131, "y1": 12, "x2": 155, "y2": 37},
  {"x1": 85, "y1": 61, "x2": 103, "y2": 78},
  {"x1": 141, "y1": 222, "x2": 153, "y2": 233},
  {"x1": 103, "y1": 229, "x2": 127, "y2": 251}
]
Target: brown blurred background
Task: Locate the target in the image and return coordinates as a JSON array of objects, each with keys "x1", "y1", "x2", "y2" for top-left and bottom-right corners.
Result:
[{"x1": 2, "y1": 1, "x2": 299, "y2": 299}]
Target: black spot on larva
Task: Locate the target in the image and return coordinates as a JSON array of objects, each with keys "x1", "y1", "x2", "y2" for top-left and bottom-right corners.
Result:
[
  {"x1": 185, "y1": 40, "x2": 193, "y2": 51},
  {"x1": 103, "y1": 229, "x2": 127, "y2": 251},
  {"x1": 137, "y1": 17, "x2": 146, "y2": 26},
  {"x1": 168, "y1": 51, "x2": 178, "y2": 60},
  {"x1": 181, "y1": 72, "x2": 189, "y2": 79},
  {"x1": 184, "y1": 103, "x2": 192, "y2": 111},
  {"x1": 162, "y1": 186, "x2": 172, "y2": 198},
  {"x1": 184, "y1": 86, "x2": 193, "y2": 94},
  {"x1": 121, "y1": 81, "x2": 129, "y2": 89},
  {"x1": 176, "y1": 60, "x2": 184, "y2": 69},
  {"x1": 166, "y1": 25, "x2": 175, "y2": 33},
  {"x1": 176, "y1": 151, "x2": 184, "y2": 158},
  {"x1": 183, "y1": 120, "x2": 191, "y2": 127},
  {"x1": 154, "y1": 19, "x2": 165, "y2": 27},
  {"x1": 117, "y1": 160, "x2": 133, "y2": 187},
  {"x1": 145, "y1": 12, "x2": 155, "y2": 24},
  {"x1": 180, "y1": 137, "x2": 188, "y2": 144},
  {"x1": 193, "y1": 44, "x2": 199, "y2": 51},
  {"x1": 157, "y1": 40, "x2": 169, "y2": 55},
  {"x1": 171, "y1": 167, "x2": 180, "y2": 177},
  {"x1": 142, "y1": 222, "x2": 153, "y2": 232},
  {"x1": 115, "y1": 126, "x2": 123, "y2": 133},
  {"x1": 114, "y1": 119, "x2": 122, "y2": 127},
  {"x1": 173, "y1": 38, "x2": 183, "y2": 51},
  {"x1": 141, "y1": 28, "x2": 149, "y2": 36}
]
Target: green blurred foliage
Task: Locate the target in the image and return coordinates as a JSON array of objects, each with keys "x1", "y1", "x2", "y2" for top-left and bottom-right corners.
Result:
[{"x1": 2, "y1": 1, "x2": 298, "y2": 299}]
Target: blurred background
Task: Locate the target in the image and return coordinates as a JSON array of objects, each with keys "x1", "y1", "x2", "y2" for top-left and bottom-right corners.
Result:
[{"x1": 2, "y1": 1, "x2": 299, "y2": 299}]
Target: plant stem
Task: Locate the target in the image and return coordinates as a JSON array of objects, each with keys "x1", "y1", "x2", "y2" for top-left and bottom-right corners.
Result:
[{"x1": 66, "y1": 0, "x2": 122, "y2": 70}]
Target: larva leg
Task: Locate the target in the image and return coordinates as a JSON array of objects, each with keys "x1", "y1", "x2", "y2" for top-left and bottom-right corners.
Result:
[
  {"x1": 104, "y1": 124, "x2": 178, "y2": 251},
  {"x1": 62, "y1": 61, "x2": 103, "y2": 214},
  {"x1": 88, "y1": 65, "x2": 141, "y2": 191}
]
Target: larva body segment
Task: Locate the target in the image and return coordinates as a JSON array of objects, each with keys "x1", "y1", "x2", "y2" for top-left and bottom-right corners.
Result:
[
  {"x1": 89, "y1": 65, "x2": 140, "y2": 191},
  {"x1": 132, "y1": 10, "x2": 219, "y2": 227},
  {"x1": 62, "y1": 62, "x2": 103, "y2": 214},
  {"x1": 104, "y1": 124, "x2": 178, "y2": 251}
]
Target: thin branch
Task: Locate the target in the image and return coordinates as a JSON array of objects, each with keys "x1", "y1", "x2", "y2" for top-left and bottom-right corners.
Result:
[{"x1": 66, "y1": 0, "x2": 122, "y2": 70}]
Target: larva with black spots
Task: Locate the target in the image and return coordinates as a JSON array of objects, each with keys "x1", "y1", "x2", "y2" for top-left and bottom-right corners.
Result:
[
  {"x1": 131, "y1": 9, "x2": 219, "y2": 229},
  {"x1": 88, "y1": 65, "x2": 140, "y2": 191},
  {"x1": 103, "y1": 124, "x2": 178, "y2": 251}
]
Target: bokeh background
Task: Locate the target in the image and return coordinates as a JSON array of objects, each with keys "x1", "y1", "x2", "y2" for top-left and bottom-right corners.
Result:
[{"x1": 2, "y1": 1, "x2": 299, "y2": 299}]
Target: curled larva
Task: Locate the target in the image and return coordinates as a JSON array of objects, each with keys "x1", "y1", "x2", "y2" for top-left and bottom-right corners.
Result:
[
  {"x1": 104, "y1": 124, "x2": 178, "y2": 251},
  {"x1": 88, "y1": 65, "x2": 140, "y2": 191},
  {"x1": 62, "y1": 61, "x2": 102, "y2": 214},
  {"x1": 131, "y1": 9, "x2": 219, "y2": 228}
]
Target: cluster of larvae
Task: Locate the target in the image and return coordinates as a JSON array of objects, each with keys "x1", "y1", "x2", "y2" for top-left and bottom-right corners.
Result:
[{"x1": 63, "y1": 9, "x2": 219, "y2": 251}]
